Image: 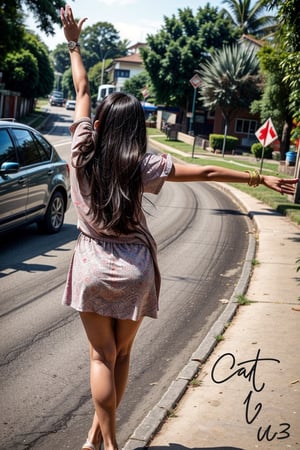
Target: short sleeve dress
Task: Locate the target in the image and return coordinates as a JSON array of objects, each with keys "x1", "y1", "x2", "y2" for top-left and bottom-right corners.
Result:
[{"x1": 62, "y1": 118, "x2": 173, "y2": 321}]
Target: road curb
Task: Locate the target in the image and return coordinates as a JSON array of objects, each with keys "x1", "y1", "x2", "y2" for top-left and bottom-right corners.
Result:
[{"x1": 123, "y1": 178, "x2": 257, "y2": 449}]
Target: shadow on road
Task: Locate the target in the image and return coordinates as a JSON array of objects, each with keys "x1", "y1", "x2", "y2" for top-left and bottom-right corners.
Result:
[
  {"x1": 0, "y1": 222, "x2": 78, "y2": 277},
  {"x1": 137, "y1": 445, "x2": 245, "y2": 450}
]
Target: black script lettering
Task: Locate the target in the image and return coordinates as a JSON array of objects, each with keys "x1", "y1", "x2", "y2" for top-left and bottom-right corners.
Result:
[
  {"x1": 277, "y1": 423, "x2": 291, "y2": 440},
  {"x1": 243, "y1": 390, "x2": 262, "y2": 424},
  {"x1": 257, "y1": 423, "x2": 290, "y2": 441},
  {"x1": 211, "y1": 349, "x2": 280, "y2": 392},
  {"x1": 257, "y1": 425, "x2": 278, "y2": 442}
]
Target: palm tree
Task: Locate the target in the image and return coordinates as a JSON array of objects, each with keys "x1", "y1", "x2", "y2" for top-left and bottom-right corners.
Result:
[
  {"x1": 221, "y1": 0, "x2": 277, "y2": 39},
  {"x1": 199, "y1": 44, "x2": 260, "y2": 156}
]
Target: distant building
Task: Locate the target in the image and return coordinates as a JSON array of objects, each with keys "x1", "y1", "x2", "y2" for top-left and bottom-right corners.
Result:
[
  {"x1": 106, "y1": 43, "x2": 146, "y2": 91},
  {"x1": 239, "y1": 34, "x2": 265, "y2": 53}
]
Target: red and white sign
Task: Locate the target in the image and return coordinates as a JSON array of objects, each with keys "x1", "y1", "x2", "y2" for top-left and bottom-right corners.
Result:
[
  {"x1": 255, "y1": 118, "x2": 278, "y2": 147},
  {"x1": 189, "y1": 74, "x2": 202, "y2": 89}
]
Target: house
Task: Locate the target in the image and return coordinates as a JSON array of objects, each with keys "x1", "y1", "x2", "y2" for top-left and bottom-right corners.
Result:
[
  {"x1": 212, "y1": 107, "x2": 261, "y2": 149},
  {"x1": 106, "y1": 43, "x2": 146, "y2": 91},
  {"x1": 239, "y1": 34, "x2": 265, "y2": 53}
]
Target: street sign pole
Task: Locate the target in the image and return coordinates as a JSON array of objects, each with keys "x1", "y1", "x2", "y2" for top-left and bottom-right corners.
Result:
[
  {"x1": 259, "y1": 146, "x2": 266, "y2": 173},
  {"x1": 189, "y1": 74, "x2": 202, "y2": 157},
  {"x1": 189, "y1": 87, "x2": 197, "y2": 135}
]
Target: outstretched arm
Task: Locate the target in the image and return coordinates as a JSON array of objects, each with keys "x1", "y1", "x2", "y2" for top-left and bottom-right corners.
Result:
[
  {"x1": 60, "y1": 5, "x2": 90, "y2": 120},
  {"x1": 167, "y1": 163, "x2": 298, "y2": 196}
]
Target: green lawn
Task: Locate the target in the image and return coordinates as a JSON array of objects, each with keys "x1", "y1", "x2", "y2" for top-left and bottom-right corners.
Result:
[{"x1": 148, "y1": 129, "x2": 300, "y2": 226}]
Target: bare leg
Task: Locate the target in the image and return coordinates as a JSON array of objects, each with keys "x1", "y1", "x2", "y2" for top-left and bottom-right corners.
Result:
[
  {"x1": 80, "y1": 313, "x2": 117, "y2": 450},
  {"x1": 80, "y1": 312, "x2": 142, "y2": 450},
  {"x1": 84, "y1": 411, "x2": 101, "y2": 448},
  {"x1": 114, "y1": 317, "x2": 143, "y2": 403}
]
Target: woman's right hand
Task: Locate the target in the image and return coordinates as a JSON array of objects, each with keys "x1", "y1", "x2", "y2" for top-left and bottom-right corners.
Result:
[{"x1": 60, "y1": 4, "x2": 91, "y2": 120}]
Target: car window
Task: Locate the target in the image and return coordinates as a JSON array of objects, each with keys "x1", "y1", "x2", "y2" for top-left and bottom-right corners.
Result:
[
  {"x1": 33, "y1": 132, "x2": 52, "y2": 160},
  {"x1": 0, "y1": 129, "x2": 17, "y2": 166},
  {"x1": 12, "y1": 128, "x2": 49, "y2": 166}
]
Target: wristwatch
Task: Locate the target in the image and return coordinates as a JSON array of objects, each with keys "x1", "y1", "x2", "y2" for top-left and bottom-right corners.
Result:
[{"x1": 68, "y1": 41, "x2": 80, "y2": 51}]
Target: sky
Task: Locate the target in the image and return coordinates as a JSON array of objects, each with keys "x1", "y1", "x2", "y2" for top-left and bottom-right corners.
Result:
[{"x1": 25, "y1": 0, "x2": 224, "y2": 50}]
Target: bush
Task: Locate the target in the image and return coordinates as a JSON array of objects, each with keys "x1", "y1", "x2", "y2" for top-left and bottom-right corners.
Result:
[
  {"x1": 209, "y1": 134, "x2": 239, "y2": 152},
  {"x1": 250, "y1": 143, "x2": 273, "y2": 159}
]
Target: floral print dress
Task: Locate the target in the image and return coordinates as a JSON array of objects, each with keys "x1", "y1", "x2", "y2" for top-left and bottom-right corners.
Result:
[{"x1": 62, "y1": 118, "x2": 173, "y2": 320}]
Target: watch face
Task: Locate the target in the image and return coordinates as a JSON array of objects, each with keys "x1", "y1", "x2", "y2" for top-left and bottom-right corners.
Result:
[{"x1": 68, "y1": 41, "x2": 77, "y2": 50}]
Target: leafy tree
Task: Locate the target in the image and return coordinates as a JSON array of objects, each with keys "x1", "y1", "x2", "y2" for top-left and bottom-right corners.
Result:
[
  {"x1": 122, "y1": 72, "x2": 153, "y2": 101},
  {"x1": 51, "y1": 43, "x2": 72, "y2": 75},
  {"x1": 142, "y1": 5, "x2": 238, "y2": 112},
  {"x1": 199, "y1": 44, "x2": 260, "y2": 155},
  {"x1": 266, "y1": 0, "x2": 300, "y2": 51},
  {"x1": 61, "y1": 67, "x2": 74, "y2": 99},
  {"x1": 1, "y1": 0, "x2": 67, "y2": 97},
  {"x1": 250, "y1": 0, "x2": 300, "y2": 158},
  {"x1": 3, "y1": 50, "x2": 39, "y2": 96},
  {"x1": 251, "y1": 46, "x2": 293, "y2": 158},
  {"x1": 80, "y1": 22, "x2": 127, "y2": 66},
  {"x1": 282, "y1": 52, "x2": 300, "y2": 117},
  {"x1": 19, "y1": 0, "x2": 67, "y2": 35},
  {"x1": 3, "y1": 31, "x2": 54, "y2": 97},
  {"x1": 0, "y1": 0, "x2": 68, "y2": 63},
  {"x1": 0, "y1": 1, "x2": 24, "y2": 62},
  {"x1": 265, "y1": 0, "x2": 300, "y2": 115},
  {"x1": 89, "y1": 61, "x2": 105, "y2": 88},
  {"x1": 23, "y1": 32, "x2": 54, "y2": 97}
]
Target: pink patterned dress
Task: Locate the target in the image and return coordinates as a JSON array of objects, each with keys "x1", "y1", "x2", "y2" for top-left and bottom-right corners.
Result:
[{"x1": 62, "y1": 118, "x2": 173, "y2": 320}]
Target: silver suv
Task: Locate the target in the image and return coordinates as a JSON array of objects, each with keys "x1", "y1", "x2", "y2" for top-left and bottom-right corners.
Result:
[
  {"x1": 0, "y1": 120, "x2": 70, "y2": 233},
  {"x1": 49, "y1": 91, "x2": 64, "y2": 107}
]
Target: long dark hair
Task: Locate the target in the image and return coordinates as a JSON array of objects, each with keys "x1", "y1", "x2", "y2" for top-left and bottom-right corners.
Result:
[{"x1": 85, "y1": 92, "x2": 147, "y2": 234}]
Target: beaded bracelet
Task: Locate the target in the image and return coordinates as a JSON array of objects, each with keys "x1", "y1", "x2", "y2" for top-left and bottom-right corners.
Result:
[{"x1": 245, "y1": 169, "x2": 261, "y2": 187}]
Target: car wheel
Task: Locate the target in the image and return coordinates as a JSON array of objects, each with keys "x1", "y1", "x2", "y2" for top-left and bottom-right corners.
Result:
[{"x1": 38, "y1": 191, "x2": 65, "y2": 233}]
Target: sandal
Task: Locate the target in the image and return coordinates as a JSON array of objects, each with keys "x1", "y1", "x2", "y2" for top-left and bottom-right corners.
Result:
[{"x1": 82, "y1": 439, "x2": 100, "y2": 450}]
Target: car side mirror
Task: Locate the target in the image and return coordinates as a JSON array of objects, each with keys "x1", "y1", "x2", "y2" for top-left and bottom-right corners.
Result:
[{"x1": 0, "y1": 161, "x2": 20, "y2": 176}]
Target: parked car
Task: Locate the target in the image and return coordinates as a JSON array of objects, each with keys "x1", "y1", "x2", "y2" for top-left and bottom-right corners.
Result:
[
  {"x1": 49, "y1": 91, "x2": 64, "y2": 106},
  {"x1": 65, "y1": 99, "x2": 76, "y2": 110},
  {"x1": 0, "y1": 120, "x2": 71, "y2": 234}
]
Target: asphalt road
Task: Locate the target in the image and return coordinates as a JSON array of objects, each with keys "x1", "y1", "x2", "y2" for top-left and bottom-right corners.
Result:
[{"x1": 0, "y1": 107, "x2": 251, "y2": 449}]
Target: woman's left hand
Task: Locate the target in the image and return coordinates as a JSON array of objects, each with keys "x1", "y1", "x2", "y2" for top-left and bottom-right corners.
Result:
[
  {"x1": 60, "y1": 4, "x2": 87, "y2": 42},
  {"x1": 262, "y1": 175, "x2": 299, "y2": 195}
]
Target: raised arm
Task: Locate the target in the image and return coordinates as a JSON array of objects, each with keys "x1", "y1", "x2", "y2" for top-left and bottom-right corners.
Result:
[
  {"x1": 167, "y1": 162, "x2": 298, "y2": 196},
  {"x1": 60, "y1": 5, "x2": 90, "y2": 120}
]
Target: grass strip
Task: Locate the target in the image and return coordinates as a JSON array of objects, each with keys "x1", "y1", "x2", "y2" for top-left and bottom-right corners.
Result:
[{"x1": 148, "y1": 132, "x2": 300, "y2": 226}]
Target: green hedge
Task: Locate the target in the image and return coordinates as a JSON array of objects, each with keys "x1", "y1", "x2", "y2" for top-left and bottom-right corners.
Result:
[
  {"x1": 209, "y1": 134, "x2": 239, "y2": 152},
  {"x1": 250, "y1": 143, "x2": 273, "y2": 159}
]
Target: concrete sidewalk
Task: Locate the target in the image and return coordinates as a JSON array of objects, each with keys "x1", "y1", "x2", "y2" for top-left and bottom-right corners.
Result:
[{"x1": 124, "y1": 179, "x2": 300, "y2": 449}]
